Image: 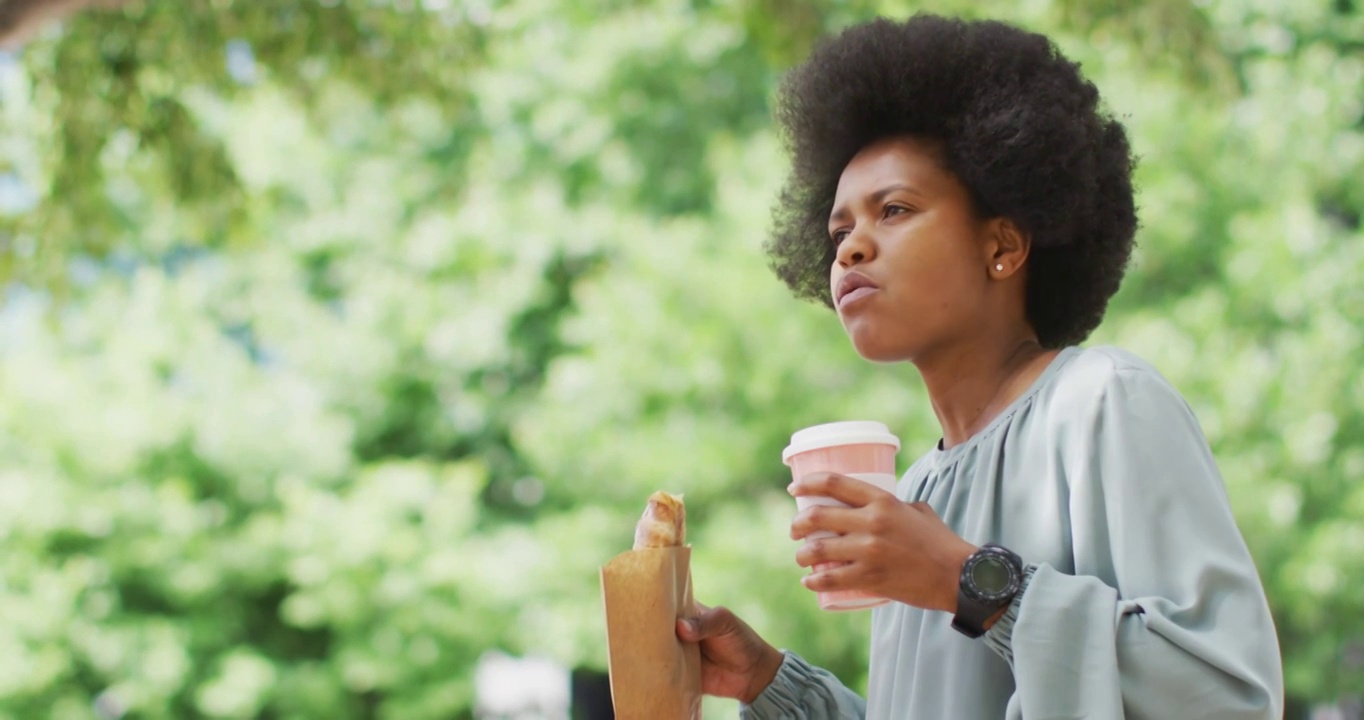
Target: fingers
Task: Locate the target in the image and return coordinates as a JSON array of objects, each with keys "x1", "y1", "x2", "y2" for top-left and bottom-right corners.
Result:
[
  {"x1": 793, "y1": 533, "x2": 863, "y2": 568},
  {"x1": 789, "y1": 503, "x2": 862, "y2": 541},
  {"x1": 788, "y1": 471, "x2": 894, "y2": 507},
  {"x1": 800, "y1": 561, "x2": 857, "y2": 592}
]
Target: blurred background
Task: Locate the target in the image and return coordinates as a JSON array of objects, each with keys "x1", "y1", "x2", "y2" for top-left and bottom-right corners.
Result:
[{"x1": 0, "y1": 0, "x2": 1359, "y2": 718}]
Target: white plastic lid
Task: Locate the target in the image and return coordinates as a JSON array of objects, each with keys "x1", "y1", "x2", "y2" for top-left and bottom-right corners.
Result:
[{"x1": 781, "y1": 421, "x2": 901, "y2": 463}]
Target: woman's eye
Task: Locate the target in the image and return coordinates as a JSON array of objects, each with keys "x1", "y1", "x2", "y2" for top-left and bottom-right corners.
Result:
[
  {"x1": 830, "y1": 229, "x2": 850, "y2": 246},
  {"x1": 884, "y1": 204, "x2": 909, "y2": 218}
]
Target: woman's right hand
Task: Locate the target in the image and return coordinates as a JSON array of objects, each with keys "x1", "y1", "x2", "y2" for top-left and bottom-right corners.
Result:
[{"x1": 676, "y1": 602, "x2": 785, "y2": 704}]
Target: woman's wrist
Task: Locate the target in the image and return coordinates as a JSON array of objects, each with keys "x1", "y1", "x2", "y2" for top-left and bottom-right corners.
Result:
[
  {"x1": 741, "y1": 646, "x2": 786, "y2": 704},
  {"x1": 934, "y1": 540, "x2": 979, "y2": 614}
]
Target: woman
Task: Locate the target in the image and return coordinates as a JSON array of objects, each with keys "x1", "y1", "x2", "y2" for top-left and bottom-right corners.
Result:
[{"x1": 675, "y1": 14, "x2": 1284, "y2": 719}]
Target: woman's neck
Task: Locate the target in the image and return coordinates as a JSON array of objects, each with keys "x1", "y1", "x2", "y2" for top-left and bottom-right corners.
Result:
[{"x1": 916, "y1": 333, "x2": 1058, "y2": 449}]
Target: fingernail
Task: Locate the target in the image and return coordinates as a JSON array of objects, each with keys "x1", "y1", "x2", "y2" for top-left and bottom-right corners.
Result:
[{"x1": 683, "y1": 619, "x2": 697, "y2": 634}]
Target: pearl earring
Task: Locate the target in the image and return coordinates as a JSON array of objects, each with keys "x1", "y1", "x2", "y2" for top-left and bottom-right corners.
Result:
[{"x1": 994, "y1": 263, "x2": 1004, "y2": 271}]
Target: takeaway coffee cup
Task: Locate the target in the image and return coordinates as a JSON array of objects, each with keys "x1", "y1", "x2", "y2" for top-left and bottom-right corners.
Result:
[{"x1": 782, "y1": 421, "x2": 900, "y2": 611}]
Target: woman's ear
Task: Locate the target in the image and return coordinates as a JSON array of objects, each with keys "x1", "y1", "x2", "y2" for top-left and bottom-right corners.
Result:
[{"x1": 986, "y1": 217, "x2": 1030, "y2": 277}]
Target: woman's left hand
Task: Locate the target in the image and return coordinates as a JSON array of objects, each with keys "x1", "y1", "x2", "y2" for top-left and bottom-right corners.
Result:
[{"x1": 789, "y1": 471, "x2": 978, "y2": 613}]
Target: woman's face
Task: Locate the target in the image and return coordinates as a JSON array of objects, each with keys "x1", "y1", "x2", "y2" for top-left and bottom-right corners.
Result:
[{"x1": 828, "y1": 136, "x2": 998, "y2": 363}]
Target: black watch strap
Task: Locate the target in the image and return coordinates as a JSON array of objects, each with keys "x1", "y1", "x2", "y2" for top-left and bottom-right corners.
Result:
[
  {"x1": 951, "y1": 544, "x2": 1024, "y2": 639},
  {"x1": 951, "y1": 596, "x2": 1001, "y2": 639}
]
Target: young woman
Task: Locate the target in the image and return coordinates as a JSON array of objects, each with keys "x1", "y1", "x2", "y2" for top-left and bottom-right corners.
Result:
[{"x1": 676, "y1": 14, "x2": 1284, "y2": 719}]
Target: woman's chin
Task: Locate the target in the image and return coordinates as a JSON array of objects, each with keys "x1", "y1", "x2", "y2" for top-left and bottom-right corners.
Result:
[
  {"x1": 847, "y1": 333, "x2": 910, "y2": 363},
  {"x1": 840, "y1": 313, "x2": 915, "y2": 362}
]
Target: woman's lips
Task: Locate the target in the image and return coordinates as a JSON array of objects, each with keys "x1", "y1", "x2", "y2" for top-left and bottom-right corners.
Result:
[
  {"x1": 834, "y1": 271, "x2": 879, "y2": 309},
  {"x1": 838, "y1": 286, "x2": 878, "y2": 309}
]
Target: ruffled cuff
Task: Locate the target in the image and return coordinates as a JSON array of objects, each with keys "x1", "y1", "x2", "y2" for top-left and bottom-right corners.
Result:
[
  {"x1": 740, "y1": 650, "x2": 817, "y2": 718},
  {"x1": 983, "y1": 563, "x2": 1038, "y2": 669}
]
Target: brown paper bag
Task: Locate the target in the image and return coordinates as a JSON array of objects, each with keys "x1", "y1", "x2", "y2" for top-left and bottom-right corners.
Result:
[{"x1": 599, "y1": 545, "x2": 703, "y2": 719}]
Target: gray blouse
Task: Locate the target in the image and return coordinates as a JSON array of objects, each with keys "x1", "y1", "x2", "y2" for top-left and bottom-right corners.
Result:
[{"x1": 743, "y1": 345, "x2": 1283, "y2": 719}]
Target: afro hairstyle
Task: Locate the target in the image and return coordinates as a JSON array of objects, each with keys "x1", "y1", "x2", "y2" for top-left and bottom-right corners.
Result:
[{"x1": 766, "y1": 14, "x2": 1138, "y2": 348}]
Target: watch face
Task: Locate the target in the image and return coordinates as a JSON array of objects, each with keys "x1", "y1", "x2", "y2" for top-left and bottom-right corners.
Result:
[{"x1": 971, "y1": 557, "x2": 1013, "y2": 594}]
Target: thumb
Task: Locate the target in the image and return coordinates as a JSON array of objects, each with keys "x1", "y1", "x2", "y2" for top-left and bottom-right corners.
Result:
[
  {"x1": 683, "y1": 605, "x2": 738, "y2": 640},
  {"x1": 676, "y1": 600, "x2": 711, "y2": 641},
  {"x1": 676, "y1": 617, "x2": 700, "y2": 641}
]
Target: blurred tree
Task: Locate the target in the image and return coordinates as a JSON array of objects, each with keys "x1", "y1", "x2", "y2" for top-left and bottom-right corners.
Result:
[{"x1": 0, "y1": 0, "x2": 1359, "y2": 718}]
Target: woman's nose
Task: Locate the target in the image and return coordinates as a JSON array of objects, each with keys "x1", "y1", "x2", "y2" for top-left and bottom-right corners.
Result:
[{"x1": 836, "y1": 228, "x2": 875, "y2": 267}]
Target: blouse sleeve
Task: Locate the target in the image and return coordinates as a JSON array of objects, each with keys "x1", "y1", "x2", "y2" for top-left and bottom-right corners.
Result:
[
  {"x1": 740, "y1": 651, "x2": 866, "y2": 719},
  {"x1": 984, "y1": 361, "x2": 1284, "y2": 719}
]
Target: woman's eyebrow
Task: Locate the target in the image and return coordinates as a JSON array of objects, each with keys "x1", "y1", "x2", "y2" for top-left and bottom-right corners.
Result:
[{"x1": 829, "y1": 183, "x2": 925, "y2": 222}]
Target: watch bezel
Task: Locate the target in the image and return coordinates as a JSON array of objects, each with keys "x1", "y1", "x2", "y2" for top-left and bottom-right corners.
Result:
[{"x1": 959, "y1": 544, "x2": 1022, "y2": 603}]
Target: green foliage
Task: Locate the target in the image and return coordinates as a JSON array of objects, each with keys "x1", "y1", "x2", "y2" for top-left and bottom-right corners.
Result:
[{"x1": 0, "y1": 0, "x2": 1360, "y2": 717}]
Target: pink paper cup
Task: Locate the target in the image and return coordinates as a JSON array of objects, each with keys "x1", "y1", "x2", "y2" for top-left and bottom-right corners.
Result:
[{"x1": 783, "y1": 421, "x2": 900, "y2": 611}]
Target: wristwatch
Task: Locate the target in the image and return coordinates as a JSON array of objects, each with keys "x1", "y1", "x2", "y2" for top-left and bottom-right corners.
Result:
[{"x1": 951, "y1": 543, "x2": 1024, "y2": 639}]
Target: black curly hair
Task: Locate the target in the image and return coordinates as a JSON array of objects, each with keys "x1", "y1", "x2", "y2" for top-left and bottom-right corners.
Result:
[{"x1": 766, "y1": 14, "x2": 1138, "y2": 348}]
